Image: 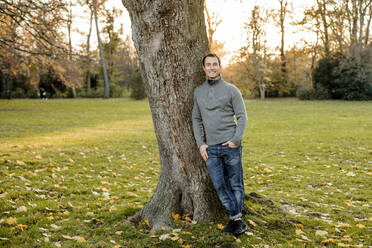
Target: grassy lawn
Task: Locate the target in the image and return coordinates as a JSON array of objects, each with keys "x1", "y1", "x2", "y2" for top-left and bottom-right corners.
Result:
[{"x1": 0, "y1": 98, "x2": 371, "y2": 248}]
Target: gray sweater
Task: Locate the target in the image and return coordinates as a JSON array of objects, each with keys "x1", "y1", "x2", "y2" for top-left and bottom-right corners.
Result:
[{"x1": 192, "y1": 77, "x2": 248, "y2": 148}]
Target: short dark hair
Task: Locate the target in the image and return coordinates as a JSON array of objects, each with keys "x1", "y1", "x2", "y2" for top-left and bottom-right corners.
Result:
[{"x1": 202, "y1": 53, "x2": 221, "y2": 66}]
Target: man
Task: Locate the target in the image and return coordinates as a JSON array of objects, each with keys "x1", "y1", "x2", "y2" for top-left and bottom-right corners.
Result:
[{"x1": 192, "y1": 53, "x2": 248, "y2": 236}]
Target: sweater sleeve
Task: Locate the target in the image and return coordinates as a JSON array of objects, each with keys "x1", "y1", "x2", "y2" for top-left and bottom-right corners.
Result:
[
  {"x1": 230, "y1": 86, "x2": 248, "y2": 146},
  {"x1": 192, "y1": 91, "x2": 205, "y2": 148}
]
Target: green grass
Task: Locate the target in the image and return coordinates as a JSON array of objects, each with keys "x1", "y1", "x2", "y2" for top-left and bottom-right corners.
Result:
[{"x1": 0, "y1": 98, "x2": 371, "y2": 248}]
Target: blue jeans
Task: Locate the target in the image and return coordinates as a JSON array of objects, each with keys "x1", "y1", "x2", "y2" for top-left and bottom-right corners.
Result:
[{"x1": 206, "y1": 143, "x2": 245, "y2": 220}]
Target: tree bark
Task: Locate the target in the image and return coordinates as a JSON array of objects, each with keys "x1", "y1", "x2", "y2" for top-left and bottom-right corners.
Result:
[
  {"x1": 86, "y1": 9, "x2": 93, "y2": 93},
  {"x1": 364, "y1": 5, "x2": 372, "y2": 47},
  {"x1": 279, "y1": 0, "x2": 288, "y2": 81},
  {"x1": 67, "y1": 1, "x2": 76, "y2": 98},
  {"x1": 121, "y1": 0, "x2": 224, "y2": 231},
  {"x1": 93, "y1": 0, "x2": 110, "y2": 98},
  {"x1": 317, "y1": 0, "x2": 330, "y2": 57}
]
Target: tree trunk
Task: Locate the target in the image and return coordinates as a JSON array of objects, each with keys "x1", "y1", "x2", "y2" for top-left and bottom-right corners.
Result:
[
  {"x1": 93, "y1": 0, "x2": 110, "y2": 98},
  {"x1": 1, "y1": 71, "x2": 5, "y2": 98},
  {"x1": 279, "y1": 0, "x2": 287, "y2": 81},
  {"x1": 87, "y1": 10, "x2": 93, "y2": 93},
  {"x1": 318, "y1": 0, "x2": 330, "y2": 57},
  {"x1": 67, "y1": 1, "x2": 76, "y2": 98},
  {"x1": 121, "y1": 0, "x2": 224, "y2": 231},
  {"x1": 364, "y1": 3, "x2": 372, "y2": 47}
]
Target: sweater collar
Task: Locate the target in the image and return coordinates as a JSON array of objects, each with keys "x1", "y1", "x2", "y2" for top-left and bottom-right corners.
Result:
[{"x1": 206, "y1": 75, "x2": 222, "y2": 85}]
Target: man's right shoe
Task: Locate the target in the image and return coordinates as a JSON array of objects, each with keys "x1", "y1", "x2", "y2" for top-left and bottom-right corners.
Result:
[{"x1": 233, "y1": 219, "x2": 248, "y2": 236}]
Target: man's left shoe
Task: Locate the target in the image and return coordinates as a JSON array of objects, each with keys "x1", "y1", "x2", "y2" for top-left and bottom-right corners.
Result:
[
  {"x1": 233, "y1": 219, "x2": 248, "y2": 236},
  {"x1": 221, "y1": 220, "x2": 235, "y2": 233}
]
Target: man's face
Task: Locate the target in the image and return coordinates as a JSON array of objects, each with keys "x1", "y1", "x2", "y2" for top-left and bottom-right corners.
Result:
[{"x1": 203, "y1": 56, "x2": 221, "y2": 80}]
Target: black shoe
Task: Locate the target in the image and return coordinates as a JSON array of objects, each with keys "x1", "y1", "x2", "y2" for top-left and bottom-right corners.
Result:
[
  {"x1": 233, "y1": 220, "x2": 248, "y2": 236},
  {"x1": 221, "y1": 220, "x2": 235, "y2": 233}
]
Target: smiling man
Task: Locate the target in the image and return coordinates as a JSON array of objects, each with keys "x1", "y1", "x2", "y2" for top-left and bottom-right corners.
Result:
[{"x1": 192, "y1": 53, "x2": 248, "y2": 236}]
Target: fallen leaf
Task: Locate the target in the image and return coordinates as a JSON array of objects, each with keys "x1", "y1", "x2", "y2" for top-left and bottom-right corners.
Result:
[
  {"x1": 295, "y1": 229, "x2": 303, "y2": 235},
  {"x1": 144, "y1": 219, "x2": 150, "y2": 227},
  {"x1": 159, "y1": 234, "x2": 170, "y2": 241},
  {"x1": 127, "y1": 192, "x2": 138, "y2": 198},
  {"x1": 172, "y1": 213, "x2": 180, "y2": 221},
  {"x1": 170, "y1": 236, "x2": 179, "y2": 241},
  {"x1": 248, "y1": 219, "x2": 257, "y2": 227},
  {"x1": 6, "y1": 217, "x2": 17, "y2": 225},
  {"x1": 76, "y1": 236, "x2": 85, "y2": 243},
  {"x1": 16, "y1": 206, "x2": 27, "y2": 212},
  {"x1": 217, "y1": 224, "x2": 224, "y2": 230},
  {"x1": 0, "y1": 192, "x2": 8, "y2": 198},
  {"x1": 35, "y1": 155, "x2": 42, "y2": 160},
  {"x1": 115, "y1": 231, "x2": 123, "y2": 235},
  {"x1": 315, "y1": 230, "x2": 328, "y2": 236},
  {"x1": 337, "y1": 243, "x2": 350, "y2": 247},
  {"x1": 12, "y1": 224, "x2": 28, "y2": 230},
  {"x1": 16, "y1": 160, "x2": 26, "y2": 166},
  {"x1": 356, "y1": 223, "x2": 365, "y2": 228},
  {"x1": 322, "y1": 239, "x2": 337, "y2": 244}
]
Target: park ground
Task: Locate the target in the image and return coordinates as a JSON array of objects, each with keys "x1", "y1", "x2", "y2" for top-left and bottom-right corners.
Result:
[{"x1": 0, "y1": 98, "x2": 371, "y2": 248}]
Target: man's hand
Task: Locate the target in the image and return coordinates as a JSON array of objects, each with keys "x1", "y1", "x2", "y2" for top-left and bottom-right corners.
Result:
[
  {"x1": 199, "y1": 144, "x2": 208, "y2": 162},
  {"x1": 222, "y1": 141, "x2": 238, "y2": 148}
]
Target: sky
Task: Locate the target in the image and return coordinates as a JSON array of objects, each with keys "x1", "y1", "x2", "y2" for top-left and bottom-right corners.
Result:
[{"x1": 70, "y1": 0, "x2": 317, "y2": 64}]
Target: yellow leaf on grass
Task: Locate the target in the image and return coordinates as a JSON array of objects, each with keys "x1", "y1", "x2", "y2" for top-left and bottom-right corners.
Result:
[
  {"x1": 182, "y1": 245, "x2": 192, "y2": 248},
  {"x1": 295, "y1": 229, "x2": 303, "y2": 235},
  {"x1": 322, "y1": 239, "x2": 337, "y2": 244},
  {"x1": 16, "y1": 160, "x2": 26, "y2": 166},
  {"x1": 217, "y1": 224, "x2": 224, "y2": 230},
  {"x1": 76, "y1": 237, "x2": 85, "y2": 243},
  {"x1": 6, "y1": 217, "x2": 17, "y2": 225},
  {"x1": 35, "y1": 155, "x2": 42, "y2": 160},
  {"x1": 248, "y1": 219, "x2": 257, "y2": 227},
  {"x1": 172, "y1": 213, "x2": 180, "y2": 221},
  {"x1": 144, "y1": 219, "x2": 150, "y2": 227},
  {"x1": 338, "y1": 243, "x2": 350, "y2": 247},
  {"x1": 113, "y1": 245, "x2": 122, "y2": 248},
  {"x1": 356, "y1": 223, "x2": 365, "y2": 228},
  {"x1": 12, "y1": 224, "x2": 28, "y2": 230},
  {"x1": 127, "y1": 192, "x2": 138, "y2": 198}
]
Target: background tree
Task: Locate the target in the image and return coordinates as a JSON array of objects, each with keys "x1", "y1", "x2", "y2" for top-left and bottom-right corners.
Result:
[
  {"x1": 238, "y1": 5, "x2": 271, "y2": 99},
  {"x1": 204, "y1": 2, "x2": 226, "y2": 58},
  {"x1": 93, "y1": 0, "x2": 110, "y2": 98},
  {"x1": 121, "y1": 0, "x2": 224, "y2": 230}
]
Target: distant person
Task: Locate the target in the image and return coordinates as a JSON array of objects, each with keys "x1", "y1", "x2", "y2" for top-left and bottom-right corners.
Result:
[
  {"x1": 40, "y1": 88, "x2": 47, "y2": 100},
  {"x1": 192, "y1": 53, "x2": 248, "y2": 236}
]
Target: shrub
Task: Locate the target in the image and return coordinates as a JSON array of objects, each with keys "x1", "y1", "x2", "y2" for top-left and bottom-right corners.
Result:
[
  {"x1": 296, "y1": 85, "x2": 315, "y2": 100},
  {"x1": 130, "y1": 70, "x2": 146, "y2": 100},
  {"x1": 110, "y1": 84, "x2": 124, "y2": 98},
  {"x1": 314, "y1": 84, "x2": 331, "y2": 100},
  {"x1": 13, "y1": 88, "x2": 26, "y2": 98},
  {"x1": 26, "y1": 88, "x2": 39, "y2": 98}
]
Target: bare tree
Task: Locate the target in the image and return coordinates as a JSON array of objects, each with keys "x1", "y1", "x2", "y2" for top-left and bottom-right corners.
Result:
[
  {"x1": 204, "y1": 2, "x2": 226, "y2": 57},
  {"x1": 277, "y1": 0, "x2": 289, "y2": 82},
  {"x1": 67, "y1": 0, "x2": 77, "y2": 98},
  {"x1": 93, "y1": 0, "x2": 110, "y2": 98}
]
